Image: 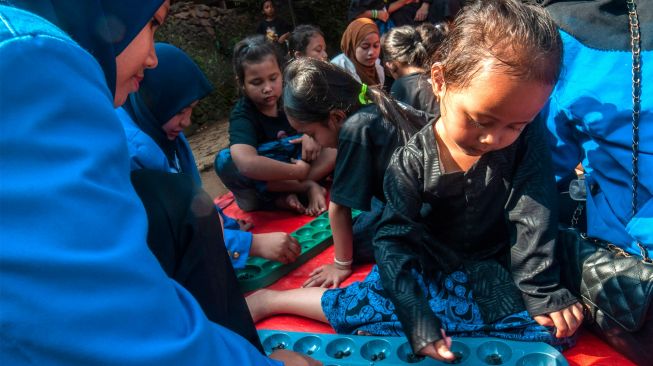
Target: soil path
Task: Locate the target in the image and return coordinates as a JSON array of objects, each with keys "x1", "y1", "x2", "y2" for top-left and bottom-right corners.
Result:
[{"x1": 187, "y1": 118, "x2": 230, "y2": 199}]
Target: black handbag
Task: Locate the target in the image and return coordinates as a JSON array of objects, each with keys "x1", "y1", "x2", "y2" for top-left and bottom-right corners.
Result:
[{"x1": 558, "y1": 0, "x2": 653, "y2": 334}]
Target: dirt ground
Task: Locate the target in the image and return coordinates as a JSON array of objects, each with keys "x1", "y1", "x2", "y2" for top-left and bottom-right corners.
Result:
[{"x1": 187, "y1": 118, "x2": 230, "y2": 199}]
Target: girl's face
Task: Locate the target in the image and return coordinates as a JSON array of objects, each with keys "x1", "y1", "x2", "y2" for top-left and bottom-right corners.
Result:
[
  {"x1": 302, "y1": 34, "x2": 328, "y2": 61},
  {"x1": 431, "y1": 63, "x2": 553, "y2": 156},
  {"x1": 114, "y1": 1, "x2": 170, "y2": 107},
  {"x1": 242, "y1": 55, "x2": 282, "y2": 115},
  {"x1": 162, "y1": 101, "x2": 198, "y2": 140},
  {"x1": 287, "y1": 110, "x2": 344, "y2": 148},
  {"x1": 262, "y1": 1, "x2": 275, "y2": 18},
  {"x1": 355, "y1": 33, "x2": 381, "y2": 67}
]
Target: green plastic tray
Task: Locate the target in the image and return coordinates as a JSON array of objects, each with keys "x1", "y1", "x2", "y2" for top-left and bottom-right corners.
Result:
[{"x1": 236, "y1": 210, "x2": 360, "y2": 292}]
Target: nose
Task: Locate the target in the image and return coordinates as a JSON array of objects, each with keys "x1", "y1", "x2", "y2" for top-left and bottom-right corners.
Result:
[
  {"x1": 262, "y1": 83, "x2": 272, "y2": 94},
  {"x1": 181, "y1": 115, "x2": 192, "y2": 128},
  {"x1": 145, "y1": 43, "x2": 158, "y2": 69},
  {"x1": 321, "y1": 50, "x2": 328, "y2": 60},
  {"x1": 479, "y1": 132, "x2": 498, "y2": 146}
]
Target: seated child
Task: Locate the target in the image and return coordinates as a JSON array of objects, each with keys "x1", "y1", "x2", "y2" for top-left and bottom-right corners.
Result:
[
  {"x1": 216, "y1": 35, "x2": 336, "y2": 216},
  {"x1": 287, "y1": 24, "x2": 328, "y2": 61},
  {"x1": 281, "y1": 57, "x2": 429, "y2": 288},
  {"x1": 247, "y1": 0, "x2": 583, "y2": 362},
  {"x1": 331, "y1": 18, "x2": 384, "y2": 87},
  {"x1": 383, "y1": 23, "x2": 447, "y2": 116},
  {"x1": 118, "y1": 43, "x2": 301, "y2": 267},
  {"x1": 256, "y1": 0, "x2": 291, "y2": 45}
]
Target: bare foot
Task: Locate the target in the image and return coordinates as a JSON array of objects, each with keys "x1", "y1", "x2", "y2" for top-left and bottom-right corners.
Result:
[
  {"x1": 275, "y1": 193, "x2": 306, "y2": 214},
  {"x1": 305, "y1": 183, "x2": 327, "y2": 216},
  {"x1": 246, "y1": 289, "x2": 277, "y2": 322}
]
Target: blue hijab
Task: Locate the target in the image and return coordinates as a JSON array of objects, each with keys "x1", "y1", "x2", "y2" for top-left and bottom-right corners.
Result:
[
  {"x1": 123, "y1": 43, "x2": 213, "y2": 179},
  {"x1": 12, "y1": 0, "x2": 165, "y2": 97}
]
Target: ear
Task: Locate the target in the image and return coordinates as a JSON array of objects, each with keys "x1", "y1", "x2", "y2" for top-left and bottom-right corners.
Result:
[
  {"x1": 293, "y1": 50, "x2": 302, "y2": 59},
  {"x1": 430, "y1": 62, "x2": 446, "y2": 101},
  {"x1": 328, "y1": 109, "x2": 347, "y2": 129}
]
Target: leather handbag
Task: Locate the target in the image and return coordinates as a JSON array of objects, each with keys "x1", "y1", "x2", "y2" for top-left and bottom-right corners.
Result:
[
  {"x1": 557, "y1": 228, "x2": 653, "y2": 332},
  {"x1": 558, "y1": 0, "x2": 653, "y2": 333}
]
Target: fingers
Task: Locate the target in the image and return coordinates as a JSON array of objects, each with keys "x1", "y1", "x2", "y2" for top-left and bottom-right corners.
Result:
[
  {"x1": 548, "y1": 311, "x2": 568, "y2": 338},
  {"x1": 435, "y1": 339, "x2": 455, "y2": 361},
  {"x1": 533, "y1": 314, "x2": 554, "y2": 327},
  {"x1": 289, "y1": 138, "x2": 302, "y2": 144}
]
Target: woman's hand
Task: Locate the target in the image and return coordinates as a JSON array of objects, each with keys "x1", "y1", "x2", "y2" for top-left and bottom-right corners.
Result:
[
  {"x1": 533, "y1": 302, "x2": 584, "y2": 338},
  {"x1": 302, "y1": 263, "x2": 352, "y2": 288},
  {"x1": 418, "y1": 329, "x2": 455, "y2": 362},
  {"x1": 291, "y1": 134, "x2": 322, "y2": 162}
]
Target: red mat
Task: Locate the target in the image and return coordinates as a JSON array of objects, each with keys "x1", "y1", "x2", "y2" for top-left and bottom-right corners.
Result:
[{"x1": 216, "y1": 193, "x2": 634, "y2": 366}]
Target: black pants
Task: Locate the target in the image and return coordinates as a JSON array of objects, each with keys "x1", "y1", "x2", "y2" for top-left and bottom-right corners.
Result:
[{"x1": 131, "y1": 170, "x2": 263, "y2": 354}]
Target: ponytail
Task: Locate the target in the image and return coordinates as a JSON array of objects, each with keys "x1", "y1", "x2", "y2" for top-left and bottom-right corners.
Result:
[{"x1": 284, "y1": 58, "x2": 422, "y2": 136}]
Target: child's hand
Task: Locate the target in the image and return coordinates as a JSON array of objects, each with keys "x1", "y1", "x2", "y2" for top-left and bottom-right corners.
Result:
[
  {"x1": 533, "y1": 302, "x2": 584, "y2": 338},
  {"x1": 269, "y1": 349, "x2": 323, "y2": 366},
  {"x1": 291, "y1": 135, "x2": 322, "y2": 162},
  {"x1": 418, "y1": 329, "x2": 455, "y2": 362},
  {"x1": 251, "y1": 232, "x2": 301, "y2": 264},
  {"x1": 290, "y1": 158, "x2": 311, "y2": 180},
  {"x1": 302, "y1": 263, "x2": 352, "y2": 288},
  {"x1": 414, "y1": 2, "x2": 429, "y2": 21}
]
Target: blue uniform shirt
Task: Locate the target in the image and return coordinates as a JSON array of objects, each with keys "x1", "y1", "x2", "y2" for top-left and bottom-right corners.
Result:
[
  {"x1": 0, "y1": 6, "x2": 279, "y2": 364},
  {"x1": 542, "y1": 30, "x2": 652, "y2": 254},
  {"x1": 118, "y1": 107, "x2": 253, "y2": 268}
]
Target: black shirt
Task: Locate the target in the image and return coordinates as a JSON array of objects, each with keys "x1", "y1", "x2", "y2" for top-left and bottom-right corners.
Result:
[
  {"x1": 374, "y1": 119, "x2": 577, "y2": 352},
  {"x1": 330, "y1": 104, "x2": 430, "y2": 211},
  {"x1": 228, "y1": 97, "x2": 296, "y2": 147},
  {"x1": 390, "y1": 72, "x2": 439, "y2": 117},
  {"x1": 256, "y1": 18, "x2": 291, "y2": 42}
]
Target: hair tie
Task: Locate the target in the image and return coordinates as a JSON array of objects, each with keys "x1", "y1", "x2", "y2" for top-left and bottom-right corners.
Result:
[{"x1": 358, "y1": 83, "x2": 371, "y2": 105}]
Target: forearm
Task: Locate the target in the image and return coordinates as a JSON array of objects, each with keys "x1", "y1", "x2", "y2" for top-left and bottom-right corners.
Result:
[
  {"x1": 234, "y1": 154, "x2": 304, "y2": 181},
  {"x1": 329, "y1": 202, "x2": 354, "y2": 262},
  {"x1": 388, "y1": 0, "x2": 409, "y2": 13}
]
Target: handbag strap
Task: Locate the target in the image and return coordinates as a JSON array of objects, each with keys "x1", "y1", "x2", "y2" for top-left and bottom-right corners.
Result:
[{"x1": 626, "y1": 0, "x2": 652, "y2": 263}]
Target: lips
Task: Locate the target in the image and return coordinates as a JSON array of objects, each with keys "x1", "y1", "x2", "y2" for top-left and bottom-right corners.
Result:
[{"x1": 132, "y1": 75, "x2": 144, "y2": 91}]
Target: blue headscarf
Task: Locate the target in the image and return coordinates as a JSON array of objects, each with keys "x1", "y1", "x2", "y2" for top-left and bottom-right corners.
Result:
[
  {"x1": 123, "y1": 43, "x2": 213, "y2": 178},
  {"x1": 11, "y1": 0, "x2": 165, "y2": 97}
]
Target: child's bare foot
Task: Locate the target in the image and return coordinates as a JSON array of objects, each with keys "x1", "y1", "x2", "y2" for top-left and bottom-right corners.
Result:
[
  {"x1": 275, "y1": 193, "x2": 306, "y2": 214},
  {"x1": 246, "y1": 289, "x2": 277, "y2": 322},
  {"x1": 305, "y1": 182, "x2": 327, "y2": 216}
]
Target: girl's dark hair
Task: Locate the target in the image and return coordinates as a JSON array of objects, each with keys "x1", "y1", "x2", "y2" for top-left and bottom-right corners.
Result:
[
  {"x1": 283, "y1": 57, "x2": 422, "y2": 135},
  {"x1": 232, "y1": 35, "x2": 285, "y2": 88},
  {"x1": 287, "y1": 24, "x2": 324, "y2": 56},
  {"x1": 432, "y1": 0, "x2": 562, "y2": 89},
  {"x1": 382, "y1": 23, "x2": 448, "y2": 69}
]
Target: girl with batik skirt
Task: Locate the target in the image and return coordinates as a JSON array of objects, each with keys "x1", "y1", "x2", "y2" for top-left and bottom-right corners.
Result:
[{"x1": 246, "y1": 0, "x2": 582, "y2": 362}]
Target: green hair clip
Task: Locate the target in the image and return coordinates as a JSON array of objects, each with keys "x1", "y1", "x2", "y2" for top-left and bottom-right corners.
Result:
[{"x1": 358, "y1": 83, "x2": 372, "y2": 105}]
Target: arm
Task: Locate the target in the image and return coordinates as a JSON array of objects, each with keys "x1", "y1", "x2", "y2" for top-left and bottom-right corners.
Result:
[
  {"x1": 388, "y1": 0, "x2": 417, "y2": 14},
  {"x1": 223, "y1": 229, "x2": 253, "y2": 269},
  {"x1": 303, "y1": 202, "x2": 354, "y2": 288},
  {"x1": 374, "y1": 146, "x2": 444, "y2": 353},
  {"x1": 506, "y1": 119, "x2": 580, "y2": 322},
  {"x1": 230, "y1": 143, "x2": 310, "y2": 181},
  {"x1": 414, "y1": 1, "x2": 429, "y2": 21}
]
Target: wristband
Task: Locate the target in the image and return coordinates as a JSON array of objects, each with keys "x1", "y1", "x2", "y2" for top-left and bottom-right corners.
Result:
[
  {"x1": 371, "y1": 9, "x2": 378, "y2": 19},
  {"x1": 334, "y1": 257, "x2": 353, "y2": 269}
]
